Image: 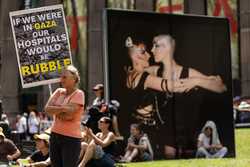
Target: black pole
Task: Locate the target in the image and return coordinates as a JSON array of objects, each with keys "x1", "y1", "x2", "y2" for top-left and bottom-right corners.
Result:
[{"x1": 0, "y1": 100, "x2": 2, "y2": 120}]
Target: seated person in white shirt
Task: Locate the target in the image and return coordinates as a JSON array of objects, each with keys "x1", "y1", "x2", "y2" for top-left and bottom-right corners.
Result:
[
  {"x1": 196, "y1": 121, "x2": 228, "y2": 158},
  {"x1": 92, "y1": 84, "x2": 104, "y2": 107}
]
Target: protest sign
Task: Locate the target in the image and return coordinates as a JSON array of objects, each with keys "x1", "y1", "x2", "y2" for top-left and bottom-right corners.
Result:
[{"x1": 9, "y1": 4, "x2": 72, "y2": 88}]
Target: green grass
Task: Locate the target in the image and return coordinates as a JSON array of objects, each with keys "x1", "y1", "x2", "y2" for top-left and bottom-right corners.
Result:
[{"x1": 120, "y1": 129, "x2": 250, "y2": 167}]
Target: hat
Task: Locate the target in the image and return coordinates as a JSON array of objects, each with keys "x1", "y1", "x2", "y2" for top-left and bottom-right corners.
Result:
[
  {"x1": 1, "y1": 114, "x2": 7, "y2": 119},
  {"x1": 44, "y1": 128, "x2": 51, "y2": 135},
  {"x1": 0, "y1": 127, "x2": 5, "y2": 138},
  {"x1": 110, "y1": 100, "x2": 120, "y2": 108},
  {"x1": 34, "y1": 133, "x2": 50, "y2": 143},
  {"x1": 238, "y1": 101, "x2": 250, "y2": 109},
  {"x1": 93, "y1": 84, "x2": 104, "y2": 91}
]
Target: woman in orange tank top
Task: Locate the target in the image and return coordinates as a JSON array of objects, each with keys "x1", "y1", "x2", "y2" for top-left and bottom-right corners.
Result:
[{"x1": 45, "y1": 65, "x2": 85, "y2": 167}]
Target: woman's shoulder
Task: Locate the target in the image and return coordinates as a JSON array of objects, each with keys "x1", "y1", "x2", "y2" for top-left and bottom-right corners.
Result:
[
  {"x1": 54, "y1": 88, "x2": 66, "y2": 94},
  {"x1": 50, "y1": 88, "x2": 66, "y2": 97},
  {"x1": 144, "y1": 65, "x2": 159, "y2": 76},
  {"x1": 74, "y1": 88, "x2": 83, "y2": 93},
  {"x1": 75, "y1": 89, "x2": 85, "y2": 98},
  {"x1": 127, "y1": 71, "x2": 142, "y2": 89},
  {"x1": 102, "y1": 131, "x2": 115, "y2": 140},
  {"x1": 108, "y1": 131, "x2": 115, "y2": 136},
  {"x1": 108, "y1": 131, "x2": 116, "y2": 141},
  {"x1": 127, "y1": 71, "x2": 150, "y2": 89}
]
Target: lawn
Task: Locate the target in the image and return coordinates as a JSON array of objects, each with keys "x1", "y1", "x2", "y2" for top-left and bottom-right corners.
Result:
[{"x1": 121, "y1": 128, "x2": 250, "y2": 167}]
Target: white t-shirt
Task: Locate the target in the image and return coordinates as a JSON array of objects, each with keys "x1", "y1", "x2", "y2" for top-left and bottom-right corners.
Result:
[
  {"x1": 16, "y1": 116, "x2": 27, "y2": 133},
  {"x1": 198, "y1": 133, "x2": 211, "y2": 148},
  {"x1": 28, "y1": 117, "x2": 39, "y2": 134},
  {"x1": 92, "y1": 97, "x2": 104, "y2": 106}
]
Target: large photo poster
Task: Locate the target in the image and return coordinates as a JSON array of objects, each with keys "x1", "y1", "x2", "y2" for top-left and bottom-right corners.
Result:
[
  {"x1": 104, "y1": 9, "x2": 235, "y2": 160},
  {"x1": 9, "y1": 4, "x2": 72, "y2": 88}
]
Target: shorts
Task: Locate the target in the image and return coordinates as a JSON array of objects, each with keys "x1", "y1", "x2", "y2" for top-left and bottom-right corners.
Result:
[
  {"x1": 94, "y1": 145, "x2": 104, "y2": 159},
  {"x1": 141, "y1": 152, "x2": 153, "y2": 161}
]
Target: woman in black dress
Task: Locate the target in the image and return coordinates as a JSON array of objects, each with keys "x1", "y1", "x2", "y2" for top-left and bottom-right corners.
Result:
[
  {"x1": 125, "y1": 37, "x2": 173, "y2": 126},
  {"x1": 151, "y1": 34, "x2": 227, "y2": 159}
]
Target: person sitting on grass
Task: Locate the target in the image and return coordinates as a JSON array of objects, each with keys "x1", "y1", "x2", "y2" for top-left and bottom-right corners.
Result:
[
  {"x1": 78, "y1": 117, "x2": 116, "y2": 167},
  {"x1": 17, "y1": 133, "x2": 51, "y2": 167},
  {"x1": 0, "y1": 127, "x2": 21, "y2": 163},
  {"x1": 121, "y1": 123, "x2": 153, "y2": 162},
  {"x1": 196, "y1": 120, "x2": 228, "y2": 158}
]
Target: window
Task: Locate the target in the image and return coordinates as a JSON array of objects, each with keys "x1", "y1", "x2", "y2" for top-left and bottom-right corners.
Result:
[
  {"x1": 156, "y1": 0, "x2": 184, "y2": 14},
  {"x1": 207, "y1": 0, "x2": 239, "y2": 79}
]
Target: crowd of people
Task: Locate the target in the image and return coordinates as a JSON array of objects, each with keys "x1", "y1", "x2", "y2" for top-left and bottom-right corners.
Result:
[
  {"x1": 1, "y1": 110, "x2": 52, "y2": 141},
  {"x1": 0, "y1": 116, "x2": 228, "y2": 167}
]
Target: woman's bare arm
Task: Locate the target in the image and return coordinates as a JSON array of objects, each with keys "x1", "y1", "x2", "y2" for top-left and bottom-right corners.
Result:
[
  {"x1": 176, "y1": 68, "x2": 227, "y2": 93},
  {"x1": 88, "y1": 129, "x2": 115, "y2": 148},
  {"x1": 56, "y1": 103, "x2": 81, "y2": 121}
]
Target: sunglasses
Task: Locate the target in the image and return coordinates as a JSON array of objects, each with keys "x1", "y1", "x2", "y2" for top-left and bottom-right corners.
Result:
[{"x1": 99, "y1": 120, "x2": 106, "y2": 123}]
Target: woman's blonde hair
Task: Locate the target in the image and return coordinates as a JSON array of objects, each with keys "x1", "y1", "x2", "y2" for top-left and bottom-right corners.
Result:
[{"x1": 65, "y1": 65, "x2": 80, "y2": 85}]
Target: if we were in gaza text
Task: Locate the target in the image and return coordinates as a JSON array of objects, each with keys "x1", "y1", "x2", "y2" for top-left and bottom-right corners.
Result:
[{"x1": 12, "y1": 10, "x2": 70, "y2": 76}]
